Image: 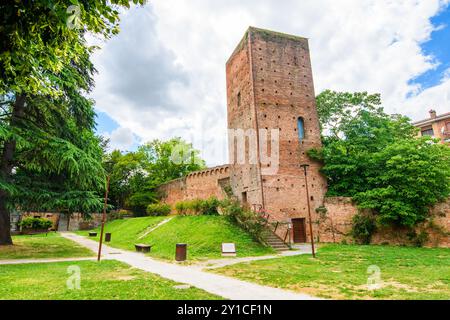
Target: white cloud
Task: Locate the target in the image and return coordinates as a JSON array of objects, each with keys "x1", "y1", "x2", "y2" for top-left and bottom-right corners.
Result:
[
  {"x1": 91, "y1": 0, "x2": 450, "y2": 166},
  {"x1": 103, "y1": 127, "x2": 136, "y2": 152}
]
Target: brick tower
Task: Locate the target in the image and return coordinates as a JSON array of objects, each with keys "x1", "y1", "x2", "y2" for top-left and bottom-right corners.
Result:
[{"x1": 226, "y1": 27, "x2": 327, "y2": 243}]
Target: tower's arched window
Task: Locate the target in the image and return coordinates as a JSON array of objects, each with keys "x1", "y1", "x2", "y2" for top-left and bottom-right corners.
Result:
[{"x1": 297, "y1": 117, "x2": 305, "y2": 142}]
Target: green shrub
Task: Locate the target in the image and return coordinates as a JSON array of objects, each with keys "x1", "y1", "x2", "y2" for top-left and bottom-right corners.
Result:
[
  {"x1": 174, "y1": 197, "x2": 221, "y2": 216},
  {"x1": 200, "y1": 197, "x2": 221, "y2": 216},
  {"x1": 407, "y1": 230, "x2": 430, "y2": 248},
  {"x1": 109, "y1": 209, "x2": 132, "y2": 220},
  {"x1": 220, "y1": 199, "x2": 266, "y2": 243},
  {"x1": 189, "y1": 199, "x2": 204, "y2": 215},
  {"x1": 350, "y1": 213, "x2": 376, "y2": 244},
  {"x1": 146, "y1": 203, "x2": 171, "y2": 217},
  {"x1": 19, "y1": 217, "x2": 53, "y2": 230},
  {"x1": 175, "y1": 202, "x2": 188, "y2": 215}
]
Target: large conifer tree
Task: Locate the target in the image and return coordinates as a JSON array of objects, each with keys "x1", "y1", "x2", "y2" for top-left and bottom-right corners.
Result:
[{"x1": 0, "y1": 0, "x2": 144, "y2": 244}]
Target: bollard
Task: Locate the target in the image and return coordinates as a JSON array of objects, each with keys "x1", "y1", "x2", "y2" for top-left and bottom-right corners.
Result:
[
  {"x1": 176, "y1": 244, "x2": 187, "y2": 262},
  {"x1": 105, "y1": 233, "x2": 112, "y2": 242}
]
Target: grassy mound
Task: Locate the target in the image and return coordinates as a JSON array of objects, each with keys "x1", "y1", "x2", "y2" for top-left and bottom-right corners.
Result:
[{"x1": 78, "y1": 216, "x2": 273, "y2": 260}]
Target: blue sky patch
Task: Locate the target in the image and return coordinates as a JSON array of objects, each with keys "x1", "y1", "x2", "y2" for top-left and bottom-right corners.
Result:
[
  {"x1": 95, "y1": 111, "x2": 120, "y2": 135},
  {"x1": 409, "y1": 5, "x2": 450, "y2": 93}
]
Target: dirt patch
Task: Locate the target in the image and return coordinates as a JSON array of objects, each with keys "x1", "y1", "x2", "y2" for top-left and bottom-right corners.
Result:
[
  {"x1": 355, "y1": 280, "x2": 418, "y2": 293},
  {"x1": 116, "y1": 276, "x2": 137, "y2": 281},
  {"x1": 287, "y1": 283, "x2": 347, "y2": 300}
]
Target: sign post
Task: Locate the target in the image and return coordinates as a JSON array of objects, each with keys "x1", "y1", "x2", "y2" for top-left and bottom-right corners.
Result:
[
  {"x1": 97, "y1": 174, "x2": 110, "y2": 262},
  {"x1": 300, "y1": 164, "x2": 316, "y2": 258}
]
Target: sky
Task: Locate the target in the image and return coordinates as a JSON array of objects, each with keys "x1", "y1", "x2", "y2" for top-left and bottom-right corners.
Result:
[{"x1": 92, "y1": 0, "x2": 450, "y2": 166}]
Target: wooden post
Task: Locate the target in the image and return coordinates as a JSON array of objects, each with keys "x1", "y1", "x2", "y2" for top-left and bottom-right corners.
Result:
[
  {"x1": 301, "y1": 164, "x2": 316, "y2": 258},
  {"x1": 97, "y1": 174, "x2": 110, "y2": 262}
]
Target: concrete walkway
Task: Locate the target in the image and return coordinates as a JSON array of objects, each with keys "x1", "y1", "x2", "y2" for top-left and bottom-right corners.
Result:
[
  {"x1": 0, "y1": 257, "x2": 96, "y2": 265},
  {"x1": 192, "y1": 248, "x2": 311, "y2": 270},
  {"x1": 61, "y1": 232, "x2": 319, "y2": 300}
]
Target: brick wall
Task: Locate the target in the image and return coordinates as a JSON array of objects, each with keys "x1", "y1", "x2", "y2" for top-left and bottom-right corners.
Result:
[
  {"x1": 318, "y1": 197, "x2": 450, "y2": 248},
  {"x1": 227, "y1": 27, "x2": 328, "y2": 225},
  {"x1": 158, "y1": 165, "x2": 231, "y2": 207}
]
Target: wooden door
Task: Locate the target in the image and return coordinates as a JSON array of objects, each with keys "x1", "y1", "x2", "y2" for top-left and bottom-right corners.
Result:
[{"x1": 292, "y1": 218, "x2": 307, "y2": 243}]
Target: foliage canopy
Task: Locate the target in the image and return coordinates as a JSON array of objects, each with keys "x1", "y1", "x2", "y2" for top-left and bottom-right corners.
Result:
[{"x1": 311, "y1": 90, "x2": 450, "y2": 228}]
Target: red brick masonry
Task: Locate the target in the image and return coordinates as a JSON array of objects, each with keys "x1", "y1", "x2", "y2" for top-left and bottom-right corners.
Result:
[
  {"x1": 158, "y1": 27, "x2": 449, "y2": 248},
  {"x1": 320, "y1": 197, "x2": 449, "y2": 248}
]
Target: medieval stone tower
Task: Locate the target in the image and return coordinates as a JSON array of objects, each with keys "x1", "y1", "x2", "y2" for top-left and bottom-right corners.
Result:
[{"x1": 226, "y1": 27, "x2": 327, "y2": 242}]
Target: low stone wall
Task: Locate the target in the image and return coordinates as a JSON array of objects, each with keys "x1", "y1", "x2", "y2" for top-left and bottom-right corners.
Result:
[
  {"x1": 159, "y1": 165, "x2": 231, "y2": 207},
  {"x1": 21, "y1": 212, "x2": 104, "y2": 232},
  {"x1": 316, "y1": 197, "x2": 356, "y2": 243},
  {"x1": 67, "y1": 213, "x2": 104, "y2": 231},
  {"x1": 318, "y1": 197, "x2": 450, "y2": 248}
]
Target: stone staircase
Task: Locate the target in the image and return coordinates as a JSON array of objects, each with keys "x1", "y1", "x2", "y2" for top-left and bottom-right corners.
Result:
[{"x1": 262, "y1": 229, "x2": 290, "y2": 252}]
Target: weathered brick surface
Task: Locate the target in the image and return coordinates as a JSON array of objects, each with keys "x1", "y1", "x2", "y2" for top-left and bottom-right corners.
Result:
[
  {"x1": 160, "y1": 27, "x2": 328, "y2": 242},
  {"x1": 158, "y1": 165, "x2": 231, "y2": 206},
  {"x1": 317, "y1": 197, "x2": 356, "y2": 243},
  {"x1": 319, "y1": 197, "x2": 450, "y2": 248},
  {"x1": 156, "y1": 27, "x2": 449, "y2": 248},
  {"x1": 226, "y1": 27, "x2": 327, "y2": 242}
]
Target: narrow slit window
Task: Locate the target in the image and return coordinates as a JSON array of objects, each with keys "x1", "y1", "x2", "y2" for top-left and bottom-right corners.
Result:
[
  {"x1": 237, "y1": 92, "x2": 241, "y2": 107},
  {"x1": 297, "y1": 117, "x2": 305, "y2": 142}
]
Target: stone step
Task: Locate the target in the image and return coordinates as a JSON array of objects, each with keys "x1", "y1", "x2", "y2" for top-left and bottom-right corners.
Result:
[
  {"x1": 267, "y1": 242, "x2": 289, "y2": 247},
  {"x1": 274, "y1": 247, "x2": 289, "y2": 251},
  {"x1": 266, "y1": 240, "x2": 285, "y2": 244},
  {"x1": 266, "y1": 238, "x2": 286, "y2": 243},
  {"x1": 262, "y1": 227, "x2": 290, "y2": 251},
  {"x1": 269, "y1": 246, "x2": 288, "y2": 249},
  {"x1": 268, "y1": 243, "x2": 289, "y2": 248}
]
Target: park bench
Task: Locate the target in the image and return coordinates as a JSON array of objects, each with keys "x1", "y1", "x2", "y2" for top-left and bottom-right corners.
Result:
[{"x1": 135, "y1": 244, "x2": 152, "y2": 253}]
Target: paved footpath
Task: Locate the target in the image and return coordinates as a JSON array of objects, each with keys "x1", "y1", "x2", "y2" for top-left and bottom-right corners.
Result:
[
  {"x1": 193, "y1": 248, "x2": 310, "y2": 270},
  {"x1": 61, "y1": 232, "x2": 319, "y2": 300}
]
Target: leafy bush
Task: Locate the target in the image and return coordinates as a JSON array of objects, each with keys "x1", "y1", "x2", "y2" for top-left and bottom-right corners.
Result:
[
  {"x1": 201, "y1": 197, "x2": 221, "y2": 216},
  {"x1": 220, "y1": 199, "x2": 266, "y2": 243},
  {"x1": 146, "y1": 203, "x2": 172, "y2": 216},
  {"x1": 407, "y1": 230, "x2": 430, "y2": 248},
  {"x1": 19, "y1": 217, "x2": 53, "y2": 230},
  {"x1": 350, "y1": 213, "x2": 376, "y2": 244},
  {"x1": 174, "y1": 197, "x2": 221, "y2": 216},
  {"x1": 175, "y1": 201, "x2": 188, "y2": 215},
  {"x1": 109, "y1": 209, "x2": 132, "y2": 220},
  {"x1": 312, "y1": 91, "x2": 450, "y2": 229}
]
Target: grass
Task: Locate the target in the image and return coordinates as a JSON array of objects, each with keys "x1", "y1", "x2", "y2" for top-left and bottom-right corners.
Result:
[
  {"x1": 0, "y1": 233, "x2": 94, "y2": 260},
  {"x1": 212, "y1": 244, "x2": 450, "y2": 300},
  {"x1": 76, "y1": 216, "x2": 167, "y2": 251},
  {"x1": 77, "y1": 216, "x2": 274, "y2": 260},
  {"x1": 0, "y1": 260, "x2": 221, "y2": 300}
]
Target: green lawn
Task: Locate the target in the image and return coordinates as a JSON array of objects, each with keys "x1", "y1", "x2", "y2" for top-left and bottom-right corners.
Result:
[
  {"x1": 213, "y1": 244, "x2": 450, "y2": 300},
  {"x1": 0, "y1": 260, "x2": 221, "y2": 300},
  {"x1": 0, "y1": 233, "x2": 94, "y2": 260},
  {"x1": 78, "y1": 216, "x2": 274, "y2": 260},
  {"x1": 76, "y1": 216, "x2": 167, "y2": 251}
]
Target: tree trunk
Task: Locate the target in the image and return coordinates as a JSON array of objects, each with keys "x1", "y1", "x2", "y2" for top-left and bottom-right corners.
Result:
[{"x1": 0, "y1": 94, "x2": 26, "y2": 245}]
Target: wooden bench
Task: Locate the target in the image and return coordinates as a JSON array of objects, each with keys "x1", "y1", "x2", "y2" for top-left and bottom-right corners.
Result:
[
  {"x1": 135, "y1": 244, "x2": 152, "y2": 253},
  {"x1": 27, "y1": 231, "x2": 49, "y2": 236},
  {"x1": 89, "y1": 232, "x2": 98, "y2": 237}
]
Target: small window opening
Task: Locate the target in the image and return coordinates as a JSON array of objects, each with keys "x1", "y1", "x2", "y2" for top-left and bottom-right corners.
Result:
[{"x1": 297, "y1": 117, "x2": 305, "y2": 142}]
